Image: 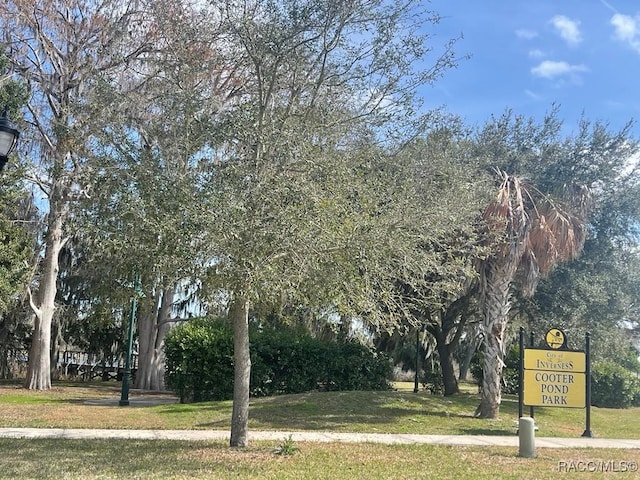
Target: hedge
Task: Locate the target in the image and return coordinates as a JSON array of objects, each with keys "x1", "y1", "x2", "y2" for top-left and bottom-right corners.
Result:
[
  {"x1": 163, "y1": 318, "x2": 234, "y2": 403},
  {"x1": 164, "y1": 318, "x2": 392, "y2": 402},
  {"x1": 591, "y1": 361, "x2": 640, "y2": 408}
]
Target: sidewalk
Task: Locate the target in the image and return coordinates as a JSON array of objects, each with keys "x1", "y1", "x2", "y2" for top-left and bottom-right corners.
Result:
[{"x1": 0, "y1": 427, "x2": 638, "y2": 449}]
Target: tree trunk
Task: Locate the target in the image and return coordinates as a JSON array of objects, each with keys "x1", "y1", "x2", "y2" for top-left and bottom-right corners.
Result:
[
  {"x1": 134, "y1": 287, "x2": 173, "y2": 391},
  {"x1": 427, "y1": 296, "x2": 472, "y2": 396},
  {"x1": 24, "y1": 198, "x2": 67, "y2": 390},
  {"x1": 429, "y1": 325, "x2": 459, "y2": 396},
  {"x1": 50, "y1": 317, "x2": 66, "y2": 380},
  {"x1": 230, "y1": 293, "x2": 251, "y2": 448},
  {"x1": 435, "y1": 331, "x2": 459, "y2": 396},
  {"x1": 459, "y1": 327, "x2": 482, "y2": 381},
  {"x1": 477, "y1": 261, "x2": 513, "y2": 418}
]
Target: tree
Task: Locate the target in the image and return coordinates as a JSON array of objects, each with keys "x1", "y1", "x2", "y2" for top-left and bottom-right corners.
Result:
[
  {"x1": 476, "y1": 169, "x2": 588, "y2": 418},
  {"x1": 472, "y1": 111, "x2": 639, "y2": 418},
  {"x1": 0, "y1": 54, "x2": 31, "y2": 311},
  {"x1": 0, "y1": 0, "x2": 180, "y2": 389},
  {"x1": 0, "y1": 54, "x2": 35, "y2": 378},
  {"x1": 73, "y1": 0, "x2": 239, "y2": 391},
  {"x1": 201, "y1": 0, "x2": 461, "y2": 447},
  {"x1": 518, "y1": 123, "x2": 640, "y2": 363},
  {"x1": 389, "y1": 127, "x2": 488, "y2": 395}
]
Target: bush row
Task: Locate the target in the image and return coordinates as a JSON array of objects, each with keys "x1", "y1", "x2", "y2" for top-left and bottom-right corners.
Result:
[
  {"x1": 164, "y1": 318, "x2": 392, "y2": 403},
  {"x1": 591, "y1": 360, "x2": 640, "y2": 408}
]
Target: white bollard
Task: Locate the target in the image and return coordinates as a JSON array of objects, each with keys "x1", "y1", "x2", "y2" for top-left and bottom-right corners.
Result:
[{"x1": 518, "y1": 416, "x2": 536, "y2": 458}]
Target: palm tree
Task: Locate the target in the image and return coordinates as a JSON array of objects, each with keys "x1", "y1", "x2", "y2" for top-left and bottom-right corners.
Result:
[{"x1": 476, "y1": 169, "x2": 588, "y2": 418}]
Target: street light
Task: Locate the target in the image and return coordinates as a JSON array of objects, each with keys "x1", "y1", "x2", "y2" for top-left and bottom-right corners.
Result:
[
  {"x1": 414, "y1": 327, "x2": 420, "y2": 393},
  {"x1": 0, "y1": 109, "x2": 20, "y2": 170},
  {"x1": 119, "y1": 274, "x2": 141, "y2": 407}
]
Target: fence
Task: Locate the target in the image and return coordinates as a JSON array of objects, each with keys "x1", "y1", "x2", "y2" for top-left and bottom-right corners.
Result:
[{"x1": 0, "y1": 348, "x2": 138, "y2": 381}]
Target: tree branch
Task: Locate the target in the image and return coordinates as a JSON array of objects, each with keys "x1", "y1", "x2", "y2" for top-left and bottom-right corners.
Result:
[{"x1": 26, "y1": 283, "x2": 42, "y2": 319}]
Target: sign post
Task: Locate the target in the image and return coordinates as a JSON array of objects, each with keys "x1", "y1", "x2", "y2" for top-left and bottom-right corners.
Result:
[
  {"x1": 582, "y1": 332, "x2": 592, "y2": 438},
  {"x1": 518, "y1": 328, "x2": 592, "y2": 437}
]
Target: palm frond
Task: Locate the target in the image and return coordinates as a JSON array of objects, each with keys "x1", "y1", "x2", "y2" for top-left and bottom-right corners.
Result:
[{"x1": 482, "y1": 168, "x2": 589, "y2": 297}]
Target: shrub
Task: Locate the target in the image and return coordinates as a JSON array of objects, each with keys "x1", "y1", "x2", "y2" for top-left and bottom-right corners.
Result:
[
  {"x1": 323, "y1": 339, "x2": 392, "y2": 391},
  {"x1": 164, "y1": 318, "x2": 234, "y2": 403},
  {"x1": 250, "y1": 328, "x2": 326, "y2": 396},
  {"x1": 252, "y1": 332, "x2": 392, "y2": 395},
  {"x1": 165, "y1": 318, "x2": 392, "y2": 402},
  {"x1": 421, "y1": 365, "x2": 444, "y2": 394},
  {"x1": 591, "y1": 361, "x2": 640, "y2": 408}
]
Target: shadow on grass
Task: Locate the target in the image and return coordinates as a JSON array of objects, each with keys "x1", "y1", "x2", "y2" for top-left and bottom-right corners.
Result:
[
  {"x1": 191, "y1": 390, "x2": 487, "y2": 431},
  {"x1": 151, "y1": 389, "x2": 522, "y2": 436}
]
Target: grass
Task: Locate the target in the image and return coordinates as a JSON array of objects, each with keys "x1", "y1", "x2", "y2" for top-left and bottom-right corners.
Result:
[
  {"x1": 0, "y1": 439, "x2": 638, "y2": 480},
  {"x1": 0, "y1": 380, "x2": 638, "y2": 438},
  {"x1": 0, "y1": 380, "x2": 638, "y2": 479}
]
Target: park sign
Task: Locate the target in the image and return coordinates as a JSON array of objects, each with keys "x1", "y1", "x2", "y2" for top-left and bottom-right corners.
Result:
[
  {"x1": 523, "y1": 349, "x2": 586, "y2": 407},
  {"x1": 518, "y1": 328, "x2": 593, "y2": 437}
]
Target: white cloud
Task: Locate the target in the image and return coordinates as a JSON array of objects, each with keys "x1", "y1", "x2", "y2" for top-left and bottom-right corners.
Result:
[
  {"x1": 524, "y1": 89, "x2": 542, "y2": 101},
  {"x1": 531, "y1": 60, "x2": 588, "y2": 79},
  {"x1": 528, "y1": 49, "x2": 546, "y2": 59},
  {"x1": 550, "y1": 15, "x2": 583, "y2": 46},
  {"x1": 516, "y1": 29, "x2": 538, "y2": 40},
  {"x1": 611, "y1": 13, "x2": 640, "y2": 53}
]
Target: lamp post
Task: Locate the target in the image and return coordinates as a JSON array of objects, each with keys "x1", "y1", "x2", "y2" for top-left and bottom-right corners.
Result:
[
  {"x1": 414, "y1": 328, "x2": 420, "y2": 393},
  {"x1": 119, "y1": 274, "x2": 141, "y2": 407},
  {"x1": 0, "y1": 109, "x2": 20, "y2": 170}
]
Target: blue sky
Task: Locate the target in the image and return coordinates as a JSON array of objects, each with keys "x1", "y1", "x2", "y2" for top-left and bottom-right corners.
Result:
[{"x1": 424, "y1": 0, "x2": 640, "y2": 136}]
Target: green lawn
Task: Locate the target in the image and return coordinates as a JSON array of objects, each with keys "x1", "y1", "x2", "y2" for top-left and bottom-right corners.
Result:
[
  {"x1": 0, "y1": 381, "x2": 638, "y2": 479},
  {"x1": 0, "y1": 380, "x2": 638, "y2": 438},
  {"x1": 0, "y1": 439, "x2": 638, "y2": 480}
]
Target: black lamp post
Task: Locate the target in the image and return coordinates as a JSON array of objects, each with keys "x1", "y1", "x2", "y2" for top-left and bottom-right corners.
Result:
[
  {"x1": 0, "y1": 110, "x2": 20, "y2": 171},
  {"x1": 414, "y1": 328, "x2": 420, "y2": 393},
  {"x1": 119, "y1": 274, "x2": 141, "y2": 407}
]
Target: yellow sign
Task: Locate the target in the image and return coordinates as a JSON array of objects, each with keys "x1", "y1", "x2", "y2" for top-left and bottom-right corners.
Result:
[
  {"x1": 523, "y1": 369, "x2": 586, "y2": 408},
  {"x1": 523, "y1": 349, "x2": 585, "y2": 373},
  {"x1": 545, "y1": 328, "x2": 566, "y2": 349},
  {"x1": 523, "y1": 348, "x2": 586, "y2": 408}
]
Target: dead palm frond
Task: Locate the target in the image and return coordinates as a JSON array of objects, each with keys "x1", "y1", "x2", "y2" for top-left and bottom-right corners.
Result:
[{"x1": 482, "y1": 168, "x2": 589, "y2": 295}]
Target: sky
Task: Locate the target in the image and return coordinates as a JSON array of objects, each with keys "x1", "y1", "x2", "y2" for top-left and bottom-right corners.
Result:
[{"x1": 422, "y1": 0, "x2": 640, "y2": 136}]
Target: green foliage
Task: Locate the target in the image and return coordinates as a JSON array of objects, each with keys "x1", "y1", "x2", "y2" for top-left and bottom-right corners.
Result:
[
  {"x1": 421, "y1": 365, "x2": 444, "y2": 395},
  {"x1": 522, "y1": 244, "x2": 640, "y2": 366},
  {"x1": 63, "y1": 300, "x2": 128, "y2": 362},
  {"x1": 613, "y1": 343, "x2": 640, "y2": 373},
  {"x1": 470, "y1": 344, "x2": 520, "y2": 395},
  {"x1": 323, "y1": 339, "x2": 392, "y2": 392},
  {"x1": 0, "y1": 214, "x2": 31, "y2": 313},
  {"x1": 164, "y1": 318, "x2": 392, "y2": 403},
  {"x1": 591, "y1": 361, "x2": 640, "y2": 409},
  {"x1": 0, "y1": 52, "x2": 31, "y2": 317},
  {"x1": 0, "y1": 52, "x2": 28, "y2": 120},
  {"x1": 250, "y1": 327, "x2": 326, "y2": 396},
  {"x1": 164, "y1": 318, "x2": 234, "y2": 403}
]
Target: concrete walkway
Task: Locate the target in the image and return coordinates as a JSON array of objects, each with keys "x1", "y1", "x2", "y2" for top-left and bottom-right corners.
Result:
[
  {"x1": 0, "y1": 427, "x2": 638, "y2": 449},
  {"x1": 0, "y1": 394, "x2": 635, "y2": 449}
]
